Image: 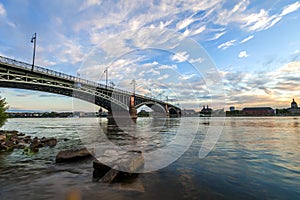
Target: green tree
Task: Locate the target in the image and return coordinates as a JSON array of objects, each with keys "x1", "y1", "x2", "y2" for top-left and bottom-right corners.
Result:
[{"x1": 0, "y1": 96, "x2": 9, "y2": 127}]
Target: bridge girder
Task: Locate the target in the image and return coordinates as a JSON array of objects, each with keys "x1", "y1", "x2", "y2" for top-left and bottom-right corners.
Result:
[{"x1": 0, "y1": 56, "x2": 181, "y2": 116}]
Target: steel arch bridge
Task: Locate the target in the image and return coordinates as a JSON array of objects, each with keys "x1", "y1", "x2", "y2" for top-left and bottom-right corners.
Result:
[{"x1": 0, "y1": 56, "x2": 181, "y2": 118}]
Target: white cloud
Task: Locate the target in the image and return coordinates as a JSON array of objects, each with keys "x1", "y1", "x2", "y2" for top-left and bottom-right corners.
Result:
[
  {"x1": 238, "y1": 51, "x2": 249, "y2": 58},
  {"x1": 280, "y1": 1, "x2": 300, "y2": 16},
  {"x1": 242, "y1": 2, "x2": 300, "y2": 32},
  {"x1": 176, "y1": 17, "x2": 195, "y2": 30},
  {"x1": 213, "y1": 1, "x2": 300, "y2": 33},
  {"x1": 218, "y1": 40, "x2": 236, "y2": 49},
  {"x1": 159, "y1": 20, "x2": 173, "y2": 29},
  {"x1": 157, "y1": 64, "x2": 177, "y2": 70},
  {"x1": 183, "y1": 29, "x2": 190, "y2": 37},
  {"x1": 215, "y1": 0, "x2": 249, "y2": 25},
  {"x1": 189, "y1": 57, "x2": 204, "y2": 64},
  {"x1": 240, "y1": 35, "x2": 254, "y2": 43},
  {"x1": 191, "y1": 25, "x2": 206, "y2": 35},
  {"x1": 157, "y1": 74, "x2": 169, "y2": 81},
  {"x1": 209, "y1": 31, "x2": 226, "y2": 40},
  {"x1": 0, "y1": 3, "x2": 6, "y2": 17},
  {"x1": 242, "y1": 9, "x2": 282, "y2": 31},
  {"x1": 80, "y1": 0, "x2": 102, "y2": 10},
  {"x1": 171, "y1": 51, "x2": 189, "y2": 63}
]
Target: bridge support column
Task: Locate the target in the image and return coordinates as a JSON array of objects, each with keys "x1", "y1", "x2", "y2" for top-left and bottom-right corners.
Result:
[
  {"x1": 107, "y1": 110, "x2": 117, "y2": 125},
  {"x1": 165, "y1": 104, "x2": 170, "y2": 117},
  {"x1": 129, "y1": 95, "x2": 137, "y2": 122}
]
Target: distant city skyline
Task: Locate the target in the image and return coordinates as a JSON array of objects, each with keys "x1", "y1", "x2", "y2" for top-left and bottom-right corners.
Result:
[{"x1": 0, "y1": 1, "x2": 300, "y2": 111}]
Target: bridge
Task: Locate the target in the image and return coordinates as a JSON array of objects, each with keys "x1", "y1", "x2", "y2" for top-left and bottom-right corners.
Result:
[{"x1": 0, "y1": 56, "x2": 181, "y2": 120}]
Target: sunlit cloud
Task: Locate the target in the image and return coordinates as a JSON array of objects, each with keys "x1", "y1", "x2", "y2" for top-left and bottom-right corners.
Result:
[
  {"x1": 176, "y1": 17, "x2": 195, "y2": 30},
  {"x1": 0, "y1": 3, "x2": 6, "y2": 17},
  {"x1": 224, "y1": 61, "x2": 300, "y2": 109},
  {"x1": 280, "y1": 1, "x2": 300, "y2": 16},
  {"x1": 209, "y1": 31, "x2": 226, "y2": 41},
  {"x1": 238, "y1": 51, "x2": 249, "y2": 58},
  {"x1": 218, "y1": 40, "x2": 236, "y2": 49},
  {"x1": 171, "y1": 51, "x2": 189, "y2": 63},
  {"x1": 240, "y1": 35, "x2": 254, "y2": 43}
]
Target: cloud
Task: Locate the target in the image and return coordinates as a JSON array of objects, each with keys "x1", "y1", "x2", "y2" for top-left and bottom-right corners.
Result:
[
  {"x1": 157, "y1": 64, "x2": 177, "y2": 70},
  {"x1": 213, "y1": 1, "x2": 300, "y2": 32},
  {"x1": 240, "y1": 35, "x2": 254, "y2": 43},
  {"x1": 176, "y1": 17, "x2": 195, "y2": 30},
  {"x1": 280, "y1": 1, "x2": 300, "y2": 16},
  {"x1": 223, "y1": 61, "x2": 300, "y2": 108},
  {"x1": 238, "y1": 51, "x2": 249, "y2": 58},
  {"x1": 0, "y1": 3, "x2": 6, "y2": 17},
  {"x1": 216, "y1": 0, "x2": 249, "y2": 25},
  {"x1": 242, "y1": 9, "x2": 282, "y2": 31},
  {"x1": 80, "y1": 0, "x2": 102, "y2": 10},
  {"x1": 242, "y1": 2, "x2": 300, "y2": 32},
  {"x1": 191, "y1": 25, "x2": 206, "y2": 35},
  {"x1": 189, "y1": 57, "x2": 204, "y2": 64},
  {"x1": 171, "y1": 51, "x2": 189, "y2": 63},
  {"x1": 209, "y1": 31, "x2": 226, "y2": 40},
  {"x1": 218, "y1": 40, "x2": 236, "y2": 49}
]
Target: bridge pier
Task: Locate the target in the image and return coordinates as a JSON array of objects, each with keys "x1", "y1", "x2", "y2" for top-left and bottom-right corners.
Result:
[{"x1": 129, "y1": 95, "x2": 137, "y2": 122}]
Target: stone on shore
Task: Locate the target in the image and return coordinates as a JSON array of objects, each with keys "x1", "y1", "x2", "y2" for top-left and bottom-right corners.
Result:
[
  {"x1": 55, "y1": 147, "x2": 94, "y2": 163},
  {"x1": 93, "y1": 150, "x2": 144, "y2": 183},
  {"x1": 41, "y1": 137, "x2": 57, "y2": 147},
  {"x1": 0, "y1": 134, "x2": 6, "y2": 141},
  {"x1": 0, "y1": 130, "x2": 58, "y2": 153}
]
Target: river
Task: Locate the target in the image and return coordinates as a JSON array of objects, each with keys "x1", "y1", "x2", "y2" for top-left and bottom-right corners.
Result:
[{"x1": 0, "y1": 117, "x2": 299, "y2": 199}]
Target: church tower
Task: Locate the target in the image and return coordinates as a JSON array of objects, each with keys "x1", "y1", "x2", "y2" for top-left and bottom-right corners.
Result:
[{"x1": 291, "y1": 98, "x2": 298, "y2": 109}]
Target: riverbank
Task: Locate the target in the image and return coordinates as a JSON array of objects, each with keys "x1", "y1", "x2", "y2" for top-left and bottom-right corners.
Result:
[{"x1": 0, "y1": 130, "x2": 58, "y2": 153}]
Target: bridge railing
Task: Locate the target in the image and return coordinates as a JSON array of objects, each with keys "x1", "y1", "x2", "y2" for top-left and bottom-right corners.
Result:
[
  {"x1": 0, "y1": 55, "x2": 128, "y2": 93},
  {"x1": 0, "y1": 55, "x2": 180, "y2": 109}
]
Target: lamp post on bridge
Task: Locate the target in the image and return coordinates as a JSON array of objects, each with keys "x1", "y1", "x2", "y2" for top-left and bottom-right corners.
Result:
[
  {"x1": 104, "y1": 67, "x2": 108, "y2": 89},
  {"x1": 130, "y1": 79, "x2": 136, "y2": 95},
  {"x1": 31, "y1": 33, "x2": 37, "y2": 71}
]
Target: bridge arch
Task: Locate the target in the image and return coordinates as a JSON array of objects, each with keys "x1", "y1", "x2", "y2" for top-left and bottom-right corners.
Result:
[{"x1": 0, "y1": 55, "x2": 181, "y2": 117}]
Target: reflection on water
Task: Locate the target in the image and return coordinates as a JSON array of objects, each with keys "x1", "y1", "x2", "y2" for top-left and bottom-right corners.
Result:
[{"x1": 0, "y1": 117, "x2": 299, "y2": 199}]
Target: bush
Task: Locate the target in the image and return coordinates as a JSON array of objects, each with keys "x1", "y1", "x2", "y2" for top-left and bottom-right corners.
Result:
[{"x1": 0, "y1": 97, "x2": 9, "y2": 127}]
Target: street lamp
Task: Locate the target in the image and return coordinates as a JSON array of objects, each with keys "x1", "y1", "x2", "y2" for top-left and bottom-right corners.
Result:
[
  {"x1": 130, "y1": 79, "x2": 136, "y2": 95},
  {"x1": 31, "y1": 33, "x2": 37, "y2": 71},
  {"x1": 104, "y1": 67, "x2": 108, "y2": 89}
]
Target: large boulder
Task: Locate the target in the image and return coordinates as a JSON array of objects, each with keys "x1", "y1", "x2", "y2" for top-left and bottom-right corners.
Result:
[
  {"x1": 55, "y1": 147, "x2": 94, "y2": 163},
  {"x1": 93, "y1": 150, "x2": 144, "y2": 183}
]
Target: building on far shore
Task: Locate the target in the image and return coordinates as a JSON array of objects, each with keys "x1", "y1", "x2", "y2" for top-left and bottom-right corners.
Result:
[
  {"x1": 199, "y1": 105, "x2": 212, "y2": 116},
  {"x1": 182, "y1": 109, "x2": 197, "y2": 117},
  {"x1": 242, "y1": 107, "x2": 275, "y2": 116},
  {"x1": 288, "y1": 98, "x2": 300, "y2": 115}
]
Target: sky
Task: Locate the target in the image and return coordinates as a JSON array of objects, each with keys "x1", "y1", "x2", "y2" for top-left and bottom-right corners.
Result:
[{"x1": 0, "y1": 0, "x2": 300, "y2": 112}]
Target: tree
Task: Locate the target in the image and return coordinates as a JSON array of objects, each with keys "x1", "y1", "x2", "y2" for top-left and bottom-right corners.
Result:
[{"x1": 0, "y1": 96, "x2": 9, "y2": 127}]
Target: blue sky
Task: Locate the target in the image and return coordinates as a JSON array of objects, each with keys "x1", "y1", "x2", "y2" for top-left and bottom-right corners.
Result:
[{"x1": 0, "y1": 0, "x2": 300, "y2": 111}]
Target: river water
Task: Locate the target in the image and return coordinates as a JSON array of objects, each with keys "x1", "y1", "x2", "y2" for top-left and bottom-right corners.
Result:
[{"x1": 0, "y1": 117, "x2": 299, "y2": 199}]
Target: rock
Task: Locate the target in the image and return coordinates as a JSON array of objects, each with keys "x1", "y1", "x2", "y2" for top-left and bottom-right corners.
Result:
[
  {"x1": 30, "y1": 138, "x2": 44, "y2": 149},
  {"x1": 41, "y1": 137, "x2": 57, "y2": 147},
  {"x1": 23, "y1": 137, "x2": 32, "y2": 144},
  {"x1": 93, "y1": 150, "x2": 144, "y2": 183},
  {"x1": 4, "y1": 140, "x2": 14, "y2": 148},
  {"x1": 23, "y1": 146, "x2": 39, "y2": 154},
  {"x1": 15, "y1": 142, "x2": 27, "y2": 149},
  {"x1": 100, "y1": 168, "x2": 120, "y2": 183},
  {"x1": 17, "y1": 132, "x2": 25, "y2": 137},
  {"x1": 0, "y1": 134, "x2": 6, "y2": 141},
  {"x1": 55, "y1": 147, "x2": 94, "y2": 163}
]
